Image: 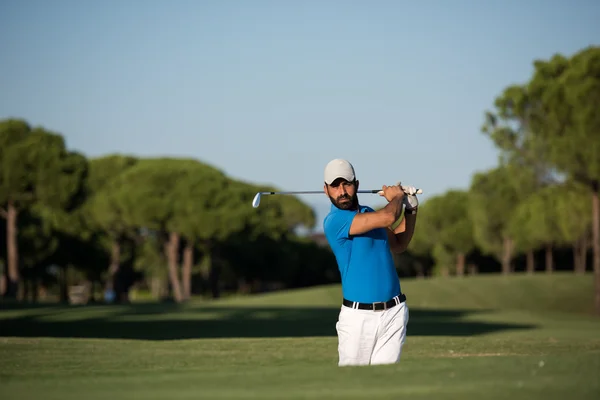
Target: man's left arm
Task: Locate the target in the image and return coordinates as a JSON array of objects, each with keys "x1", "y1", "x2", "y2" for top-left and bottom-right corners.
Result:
[{"x1": 387, "y1": 185, "x2": 419, "y2": 253}]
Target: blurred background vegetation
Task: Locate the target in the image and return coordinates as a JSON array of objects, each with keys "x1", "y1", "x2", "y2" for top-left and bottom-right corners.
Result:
[{"x1": 1, "y1": 46, "x2": 599, "y2": 315}]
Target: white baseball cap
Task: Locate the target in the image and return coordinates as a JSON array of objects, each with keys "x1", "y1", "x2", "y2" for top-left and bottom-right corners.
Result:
[{"x1": 324, "y1": 158, "x2": 356, "y2": 185}]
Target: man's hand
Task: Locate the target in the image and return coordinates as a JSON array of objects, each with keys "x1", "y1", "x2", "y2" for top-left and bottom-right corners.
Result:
[
  {"x1": 379, "y1": 184, "x2": 405, "y2": 203},
  {"x1": 387, "y1": 183, "x2": 419, "y2": 253},
  {"x1": 402, "y1": 184, "x2": 419, "y2": 210}
]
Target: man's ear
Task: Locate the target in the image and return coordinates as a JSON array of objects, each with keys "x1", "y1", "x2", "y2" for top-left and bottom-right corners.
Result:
[
  {"x1": 355, "y1": 180, "x2": 360, "y2": 190},
  {"x1": 323, "y1": 183, "x2": 329, "y2": 197}
]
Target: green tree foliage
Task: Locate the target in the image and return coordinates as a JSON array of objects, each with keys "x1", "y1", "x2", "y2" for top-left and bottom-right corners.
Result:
[
  {"x1": 403, "y1": 209, "x2": 433, "y2": 278},
  {"x1": 167, "y1": 174, "x2": 316, "y2": 300},
  {"x1": 86, "y1": 154, "x2": 138, "y2": 192},
  {"x1": 167, "y1": 162, "x2": 244, "y2": 300},
  {"x1": 478, "y1": 46, "x2": 599, "y2": 314},
  {"x1": 468, "y1": 165, "x2": 527, "y2": 274},
  {"x1": 524, "y1": 46, "x2": 600, "y2": 315},
  {"x1": 0, "y1": 143, "x2": 321, "y2": 304},
  {"x1": 100, "y1": 158, "x2": 202, "y2": 302},
  {"x1": 16, "y1": 207, "x2": 59, "y2": 300},
  {"x1": 2, "y1": 44, "x2": 598, "y2": 309},
  {"x1": 481, "y1": 80, "x2": 562, "y2": 275},
  {"x1": 439, "y1": 190, "x2": 475, "y2": 276},
  {"x1": 507, "y1": 185, "x2": 563, "y2": 274},
  {"x1": 482, "y1": 84, "x2": 556, "y2": 185},
  {"x1": 95, "y1": 157, "x2": 315, "y2": 302},
  {"x1": 555, "y1": 181, "x2": 593, "y2": 274},
  {"x1": 0, "y1": 119, "x2": 88, "y2": 299},
  {"x1": 507, "y1": 196, "x2": 541, "y2": 274},
  {"x1": 134, "y1": 233, "x2": 168, "y2": 299},
  {"x1": 408, "y1": 190, "x2": 474, "y2": 276},
  {"x1": 83, "y1": 155, "x2": 139, "y2": 300}
]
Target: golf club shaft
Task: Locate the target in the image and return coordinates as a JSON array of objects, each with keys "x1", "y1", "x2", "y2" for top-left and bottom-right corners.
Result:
[
  {"x1": 252, "y1": 187, "x2": 423, "y2": 208},
  {"x1": 260, "y1": 190, "x2": 377, "y2": 195},
  {"x1": 260, "y1": 188, "x2": 423, "y2": 195}
]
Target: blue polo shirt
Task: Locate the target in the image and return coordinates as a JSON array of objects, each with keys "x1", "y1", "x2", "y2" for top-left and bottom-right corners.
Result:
[{"x1": 323, "y1": 204, "x2": 401, "y2": 303}]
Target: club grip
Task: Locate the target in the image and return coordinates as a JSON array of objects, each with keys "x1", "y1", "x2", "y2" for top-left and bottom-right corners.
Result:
[{"x1": 377, "y1": 188, "x2": 423, "y2": 195}]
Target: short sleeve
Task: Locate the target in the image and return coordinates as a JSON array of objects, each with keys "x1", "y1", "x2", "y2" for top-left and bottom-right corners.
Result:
[{"x1": 324, "y1": 210, "x2": 357, "y2": 243}]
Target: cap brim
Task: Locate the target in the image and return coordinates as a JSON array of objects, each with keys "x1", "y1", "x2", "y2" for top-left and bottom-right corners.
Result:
[{"x1": 325, "y1": 176, "x2": 354, "y2": 185}]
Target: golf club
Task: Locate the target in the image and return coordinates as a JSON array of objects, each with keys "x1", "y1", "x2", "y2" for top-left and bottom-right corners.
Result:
[{"x1": 252, "y1": 188, "x2": 423, "y2": 208}]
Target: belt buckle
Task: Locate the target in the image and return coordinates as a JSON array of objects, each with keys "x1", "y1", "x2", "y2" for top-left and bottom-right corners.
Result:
[{"x1": 372, "y1": 301, "x2": 386, "y2": 311}]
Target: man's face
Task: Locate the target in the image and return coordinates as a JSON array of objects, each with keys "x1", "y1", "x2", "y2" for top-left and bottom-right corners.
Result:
[{"x1": 324, "y1": 178, "x2": 359, "y2": 210}]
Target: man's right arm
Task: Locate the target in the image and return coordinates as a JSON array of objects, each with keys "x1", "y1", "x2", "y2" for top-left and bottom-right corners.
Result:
[{"x1": 348, "y1": 194, "x2": 404, "y2": 236}]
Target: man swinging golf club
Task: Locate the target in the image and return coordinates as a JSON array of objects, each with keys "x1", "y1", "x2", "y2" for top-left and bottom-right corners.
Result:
[{"x1": 322, "y1": 158, "x2": 418, "y2": 366}]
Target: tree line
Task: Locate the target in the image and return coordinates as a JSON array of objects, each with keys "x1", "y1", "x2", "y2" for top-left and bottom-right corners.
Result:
[
  {"x1": 0, "y1": 124, "x2": 336, "y2": 303},
  {"x1": 1, "y1": 46, "x2": 598, "y2": 314},
  {"x1": 403, "y1": 46, "x2": 600, "y2": 315}
]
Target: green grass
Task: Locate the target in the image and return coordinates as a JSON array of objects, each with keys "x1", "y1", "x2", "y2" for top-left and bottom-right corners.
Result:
[{"x1": 1, "y1": 272, "x2": 599, "y2": 400}]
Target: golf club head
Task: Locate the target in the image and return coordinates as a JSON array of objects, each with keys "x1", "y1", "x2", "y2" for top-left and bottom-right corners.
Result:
[{"x1": 252, "y1": 193, "x2": 261, "y2": 208}]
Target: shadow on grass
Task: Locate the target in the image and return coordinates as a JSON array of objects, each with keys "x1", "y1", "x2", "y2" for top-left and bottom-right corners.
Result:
[{"x1": 0, "y1": 302, "x2": 537, "y2": 340}]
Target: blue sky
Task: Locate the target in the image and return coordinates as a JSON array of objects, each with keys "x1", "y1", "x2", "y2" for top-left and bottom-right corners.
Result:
[{"x1": 1, "y1": 0, "x2": 599, "y2": 232}]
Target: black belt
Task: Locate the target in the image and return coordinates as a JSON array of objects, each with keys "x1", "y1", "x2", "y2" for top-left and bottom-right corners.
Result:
[{"x1": 342, "y1": 293, "x2": 406, "y2": 311}]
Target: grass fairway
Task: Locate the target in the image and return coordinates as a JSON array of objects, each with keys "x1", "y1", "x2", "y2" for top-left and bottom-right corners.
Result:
[{"x1": 1, "y1": 273, "x2": 599, "y2": 399}]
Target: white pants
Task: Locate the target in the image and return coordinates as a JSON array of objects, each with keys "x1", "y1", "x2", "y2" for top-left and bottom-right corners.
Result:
[{"x1": 335, "y1": 300, "x2": 409, "y2": 366}]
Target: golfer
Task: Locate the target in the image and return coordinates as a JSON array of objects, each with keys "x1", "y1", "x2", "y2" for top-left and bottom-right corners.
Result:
[{"x1": 322, "y1": 158, "x2": 418, "y2": 366}]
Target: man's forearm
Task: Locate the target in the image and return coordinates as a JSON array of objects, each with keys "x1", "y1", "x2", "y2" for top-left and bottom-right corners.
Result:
[
  {"x1": 383, "y1": 195, "x2": 404, "y2": 222},
  {"x1": 393, "y1": 212, "x2": 417, "y2": 250}
]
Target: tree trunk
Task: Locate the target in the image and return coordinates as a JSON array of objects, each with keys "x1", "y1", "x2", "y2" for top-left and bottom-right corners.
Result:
[
  {"x1": 456, "y1": 253, "x2": 465, "y2": 276},
  {"x1": 182, "y1": 240, "x2": 194, "y2": 300},
  {"x1": 580, "y1": 234, "x2": 588, "y2": 273},
  {"x1": 545, "y1": 244, "x2": 554, "y2": 273},
  {"x1": 105, "y1": 240, "x2": 121, "y2": 292},
  {"x1": 591, "y1": 181, "x2": 600, "y2": 316},
  {"x1": 574, "y1": 235, "x2": 588, "y2": 274},
  {"x1": 502, "y1": 236, "x2": 513, "y2": 275},
  {"x1": 5, "y1": 201, "x2": 19, "y2": 299},
  {"x1": 526, "y1": 250, "x2": 535, "y2": 274},
  {"x1": 165, "y1": 232, "x2": 183, "y2": 302}
]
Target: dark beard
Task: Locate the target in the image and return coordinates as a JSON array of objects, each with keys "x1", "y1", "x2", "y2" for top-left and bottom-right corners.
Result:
[{"x1": 329, "y1": 193, "x2": 358, "y2": 210}]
